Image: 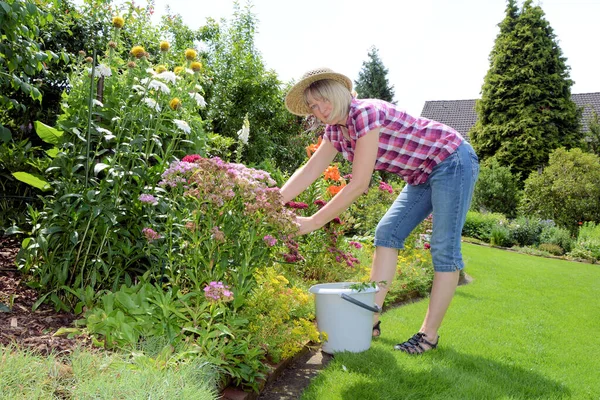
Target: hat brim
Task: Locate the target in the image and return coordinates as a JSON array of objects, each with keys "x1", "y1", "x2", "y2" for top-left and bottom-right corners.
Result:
[{"x1": 285, "y1": 71, "x2": 352, "y2": 116}]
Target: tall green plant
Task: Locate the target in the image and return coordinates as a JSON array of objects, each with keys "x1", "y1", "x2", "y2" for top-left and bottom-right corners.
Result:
[
  {"x1": 354, "y1": 46, "x2": 395, "y2": 103},
  {"x1": 199, "y1": 1, "x2": 306, "y2": 171},
  {"x1": 469, "y1": 0, "x2": 582, "y2": 180},
  {"x1": 16, "y1": 14, "x2": 208, "y2": 310}
]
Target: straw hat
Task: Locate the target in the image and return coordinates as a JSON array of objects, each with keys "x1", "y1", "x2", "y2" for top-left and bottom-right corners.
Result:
[{"x1": 285, "y1": 67, "x2": 352, "y2": 116}]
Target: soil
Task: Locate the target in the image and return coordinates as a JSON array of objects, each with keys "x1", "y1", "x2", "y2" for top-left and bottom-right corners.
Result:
[{"x1": 0, "y1": 235, "x2": 91, "y2": 356}]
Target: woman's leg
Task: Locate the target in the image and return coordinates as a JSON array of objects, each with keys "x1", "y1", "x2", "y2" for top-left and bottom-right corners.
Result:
[
  {"x1": 398, "y1": 142, "x2": 479, "y2": 352},
  {"x1": 372, "y1": 184, "x2": 433, "y2": 330}
]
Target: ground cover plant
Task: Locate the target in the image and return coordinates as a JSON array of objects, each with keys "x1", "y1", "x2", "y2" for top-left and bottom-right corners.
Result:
[
  {"x1": 0, "y1": 345, "x2": 218, "y2": 399},
  {"x1": 300, "y1": 243, "x2": 600, "y2": 399}
]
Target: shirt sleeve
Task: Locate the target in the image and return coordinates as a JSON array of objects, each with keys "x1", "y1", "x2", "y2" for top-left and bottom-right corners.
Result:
[
  {"x1": 352, "y1": 103, "x2": 385, "y2": 139},
  {"x1": 323, "y1": 125, "x2": 342, "y2": 152}
]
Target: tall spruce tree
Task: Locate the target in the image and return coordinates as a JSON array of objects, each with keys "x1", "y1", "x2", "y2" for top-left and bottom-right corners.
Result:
[
  {"x1": 469, "y1": 0, "x2": 582, "y2": 181},
  {"x1": 354, "y1": 46, "x2": 395, "y2": 103}
]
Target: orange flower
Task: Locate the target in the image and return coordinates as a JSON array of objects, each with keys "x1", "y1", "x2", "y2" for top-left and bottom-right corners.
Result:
[
  {"x1": 324, "y1": 165, "x2": 341, "y2": 181},
  {"x1": 306, "y1": 136, "x2": 323, "y2": 158},
  {"x1": 327, "y1": 182, "x2": 346, "y2": 196}
]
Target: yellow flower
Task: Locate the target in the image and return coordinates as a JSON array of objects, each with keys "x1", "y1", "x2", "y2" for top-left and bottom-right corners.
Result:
[
  {"x1": 190, "y1": 61, "x2": 202, "y2": 72},
  {"x1": 155, "y1": 65, "x2": 167, "y2": 73},
  {"x1": 159, "y1": 41, "x2": 170, "y2": 52},
  {"x1": 184, "y1": 48, "x2": 197, "y2": 60},
  {"x1": 112, "y1": 16, "x2": 125, "y2": 29},
  {"x1": 130, "y1": 46, "x2": 146, "y2": 59},
  {"x1": 174, "y1": 66, "x2": 184, "y2": 74},
  {"x1": 169, "y1": 98, "x2": 182, "y2": 110}
]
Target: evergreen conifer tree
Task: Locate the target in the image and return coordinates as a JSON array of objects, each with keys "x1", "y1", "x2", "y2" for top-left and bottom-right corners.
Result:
[
  {"x1": 354, "y1": 46, "x2": 395, "y2": 103},
  {"x1": 469, "y1": 0, "x2": 582, "y2": 181}
]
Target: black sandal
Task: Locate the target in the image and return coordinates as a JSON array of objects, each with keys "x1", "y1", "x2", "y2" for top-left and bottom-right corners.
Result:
[
  {"x1": 372, "y1": 321, "x2": 381, "y2": 337},
  {"x1": 394, "y1": 332, "x2": 439, "y2": 354}
]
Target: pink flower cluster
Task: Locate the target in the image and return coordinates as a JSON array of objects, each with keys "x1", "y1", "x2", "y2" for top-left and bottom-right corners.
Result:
[
  {"x1": 139, "y1": 194, "x2": 158, "y2": 205},
  {"x1": 285, "y1": 201, "x2": 309, "y2": 209},
  {"x1": 263, "y1": 235, "x2": 277, "y2": 247},
  {"x1": 142, "y1": 227, "x2": 161, "y2": 242},
  {"x1": 203, "y1": 281, "x2": 234, "y2": 302},
  {"x1": 379, "y1": 181, "x2": 394, "y2": 194},
  {"x1": 348, "y1": 241, "x2": 363, "y2": 249}
]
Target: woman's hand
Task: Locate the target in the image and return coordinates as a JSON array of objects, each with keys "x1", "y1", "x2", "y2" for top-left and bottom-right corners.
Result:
[{"x1": 295, "y1": 216, "x2": 319, "y2": 235}]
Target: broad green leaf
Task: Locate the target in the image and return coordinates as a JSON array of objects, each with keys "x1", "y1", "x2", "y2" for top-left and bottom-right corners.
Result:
[
  {"x1": 12, "y1": 171, "x2": 51, "y2": 191},
  {"x1": 0, "y1": 124, "x2": 11, "y2": 143},
  {"x1": 34, "y1": 120, "x2": 63, "y2": 144}
]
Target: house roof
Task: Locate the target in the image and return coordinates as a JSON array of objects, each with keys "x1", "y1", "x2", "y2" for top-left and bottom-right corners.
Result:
[{"x1": 419, "y1": 92, "x2": 600, "y2": 137}]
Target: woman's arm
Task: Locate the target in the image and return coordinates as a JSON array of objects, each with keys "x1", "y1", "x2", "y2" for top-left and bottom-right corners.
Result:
[
  {"x1": 297, "y1": 128, "x2": 380, "y2": 235},
  {"x1": 280, "y1": 138, "x2": 339, "y2": 204}
]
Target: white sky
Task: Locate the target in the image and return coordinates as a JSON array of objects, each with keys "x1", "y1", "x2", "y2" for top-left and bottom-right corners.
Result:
[{"x1": 148, "y1": 0, "x2": 599, "y2": 116}]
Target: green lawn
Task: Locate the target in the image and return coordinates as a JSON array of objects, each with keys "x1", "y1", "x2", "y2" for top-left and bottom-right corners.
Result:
[{"x1": 301, "y1": 243, "x2": 600, "y2": 399}]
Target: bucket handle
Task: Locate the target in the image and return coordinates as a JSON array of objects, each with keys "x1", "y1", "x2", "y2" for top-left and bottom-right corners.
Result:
[{"x1": 340, "y1": 293, "x2": 381, "y2": 313}]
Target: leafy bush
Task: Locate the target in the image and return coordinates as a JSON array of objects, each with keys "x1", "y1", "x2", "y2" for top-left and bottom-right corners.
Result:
[
  {"x1": 462, "y1": 211, "x2": 508, "y2": 242},
  {"x1": 538, "y1": 243, "x2": 564, "y2": 256},
  {"x1": 508, "y1": 216, "x2": 546, "y2": 247},
  {"x1": 519, "y1": 148, "x2": 600, "y2": 232},
  {"x1": 79, "y1": 279, "x2": 268, "y2": 392},
  {"x1": 490, "y1": 224, "x2": 513, "y2": 247},
  {"x1": 540, "y1": 224, "x2": 574, "y2": 253},
  {"x1": 240, "y1": 267, "x2": 320, "y2": 364},
  {"x1": 569, "y1": 222, "x2": 600, "y2": 262},
  {"x1": 471, "y1": 157, "x2": 521, "y2": 218}
]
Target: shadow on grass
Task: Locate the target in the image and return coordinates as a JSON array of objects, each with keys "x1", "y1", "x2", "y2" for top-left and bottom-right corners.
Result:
[{"x1": 304, "y1": 347, "x2": 570, "y2": 400}]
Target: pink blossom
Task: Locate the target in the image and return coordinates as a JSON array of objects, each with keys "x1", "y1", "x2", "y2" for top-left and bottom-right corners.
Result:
[
  {"x1": 263, "y1": 235, "x2": 277, "y2": 247},
  {"x1": 203, "y1": 281, "x2": 234, "y2": 302},
  {"x1": 142, "y1": 227, "x2": 161, "y2": 242}
]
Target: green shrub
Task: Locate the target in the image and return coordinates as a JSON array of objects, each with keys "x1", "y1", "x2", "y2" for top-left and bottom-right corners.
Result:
[
  {"x1": 462, "y1": 211, "x2": 507, "y2": 242},
  {"x1": 471, "y1": 157, "x2": 522, "y2": 218},
  {"x1": 508, "y1": 216, "x2": 545, "y2": 247},
  {"x1": 519, "y1": 148, "x2": 600, "y2": 233},
  {"x1": 570, "y1": 222, "x2": 600, "y2": 262},
  {"x1": 538, "y1": 243, "x2": 564, "y2": 256},
  {"x1": 540, "y1": 224, "x2": 574, "y2": 253},
  {"x1": 490, "y1": 224, "x2": 513, "y2": 247}
]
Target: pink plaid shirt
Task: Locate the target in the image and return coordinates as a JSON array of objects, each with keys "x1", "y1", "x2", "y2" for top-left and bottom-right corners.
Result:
[{"x1": 324, "y1": 99, "x2": 464, "y2": 185}]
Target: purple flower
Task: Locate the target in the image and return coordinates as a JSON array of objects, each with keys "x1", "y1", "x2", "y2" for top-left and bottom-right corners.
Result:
[
  {"x1": 263, "y1": 235, "x2": 277, "y2": 247},
  {"x1": 139, "y1": 194, "x2": 158, "y2": 205}
]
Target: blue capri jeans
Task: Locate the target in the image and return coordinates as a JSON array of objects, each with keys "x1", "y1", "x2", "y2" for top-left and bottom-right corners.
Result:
[{"x1": 374, "y1": 141, "x2": 480, "y2": 272}]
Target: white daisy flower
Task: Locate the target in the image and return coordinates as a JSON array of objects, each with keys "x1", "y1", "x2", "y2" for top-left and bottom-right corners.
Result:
[
  {"x1": 132, "y1": 85, "x2": 146, "y2": 93},
  {"x1": 147, "y1": 79, "x2": 170, "y2": 94},
  {"x1": 189, "y1": 92, "x2": 206, "y2": 108},
  {"x1": 185, "y1": 68, "x2": 194, "y2": 75},
  {"x1": 173, "y1": 119, "x2": 191, "y2": 134},
  {"x1": 92, "y1": 99, "x2": 104, "y2": 107},
  {"x1": 195, "y1": 84, "x2": 203, "y2": 92},
  {"x1": 157, "y1": 71, "x2": 177, "y2": 85},
  {"x1": 143, "y1": 98, "x2": 161, "y2": 112},
  {"x1": 146, "y1": 67, "x2": 157, "y2": 76},
  {"x1": 96, "y1": 64, "x2": 112, "y2": 77}
]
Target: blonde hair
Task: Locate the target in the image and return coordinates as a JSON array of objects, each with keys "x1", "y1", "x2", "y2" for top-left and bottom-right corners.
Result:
[{"x1": 303, "y1": 79, "x2": 352, "y2": 125}]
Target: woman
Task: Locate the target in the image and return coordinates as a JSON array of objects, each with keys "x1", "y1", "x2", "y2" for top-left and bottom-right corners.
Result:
[{"x1": 280, "y1": 67, "x2": 479, "y2": 354}]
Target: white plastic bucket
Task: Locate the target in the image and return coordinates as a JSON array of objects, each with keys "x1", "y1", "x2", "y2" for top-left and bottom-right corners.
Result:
[{"x1": 309, "y1": 282, "x2": 380, "y2": 354}]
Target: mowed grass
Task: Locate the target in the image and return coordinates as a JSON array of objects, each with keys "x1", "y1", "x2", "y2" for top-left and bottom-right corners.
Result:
[{"x1": 301, "y1": 243, "x2": 600, "y2": 399}]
